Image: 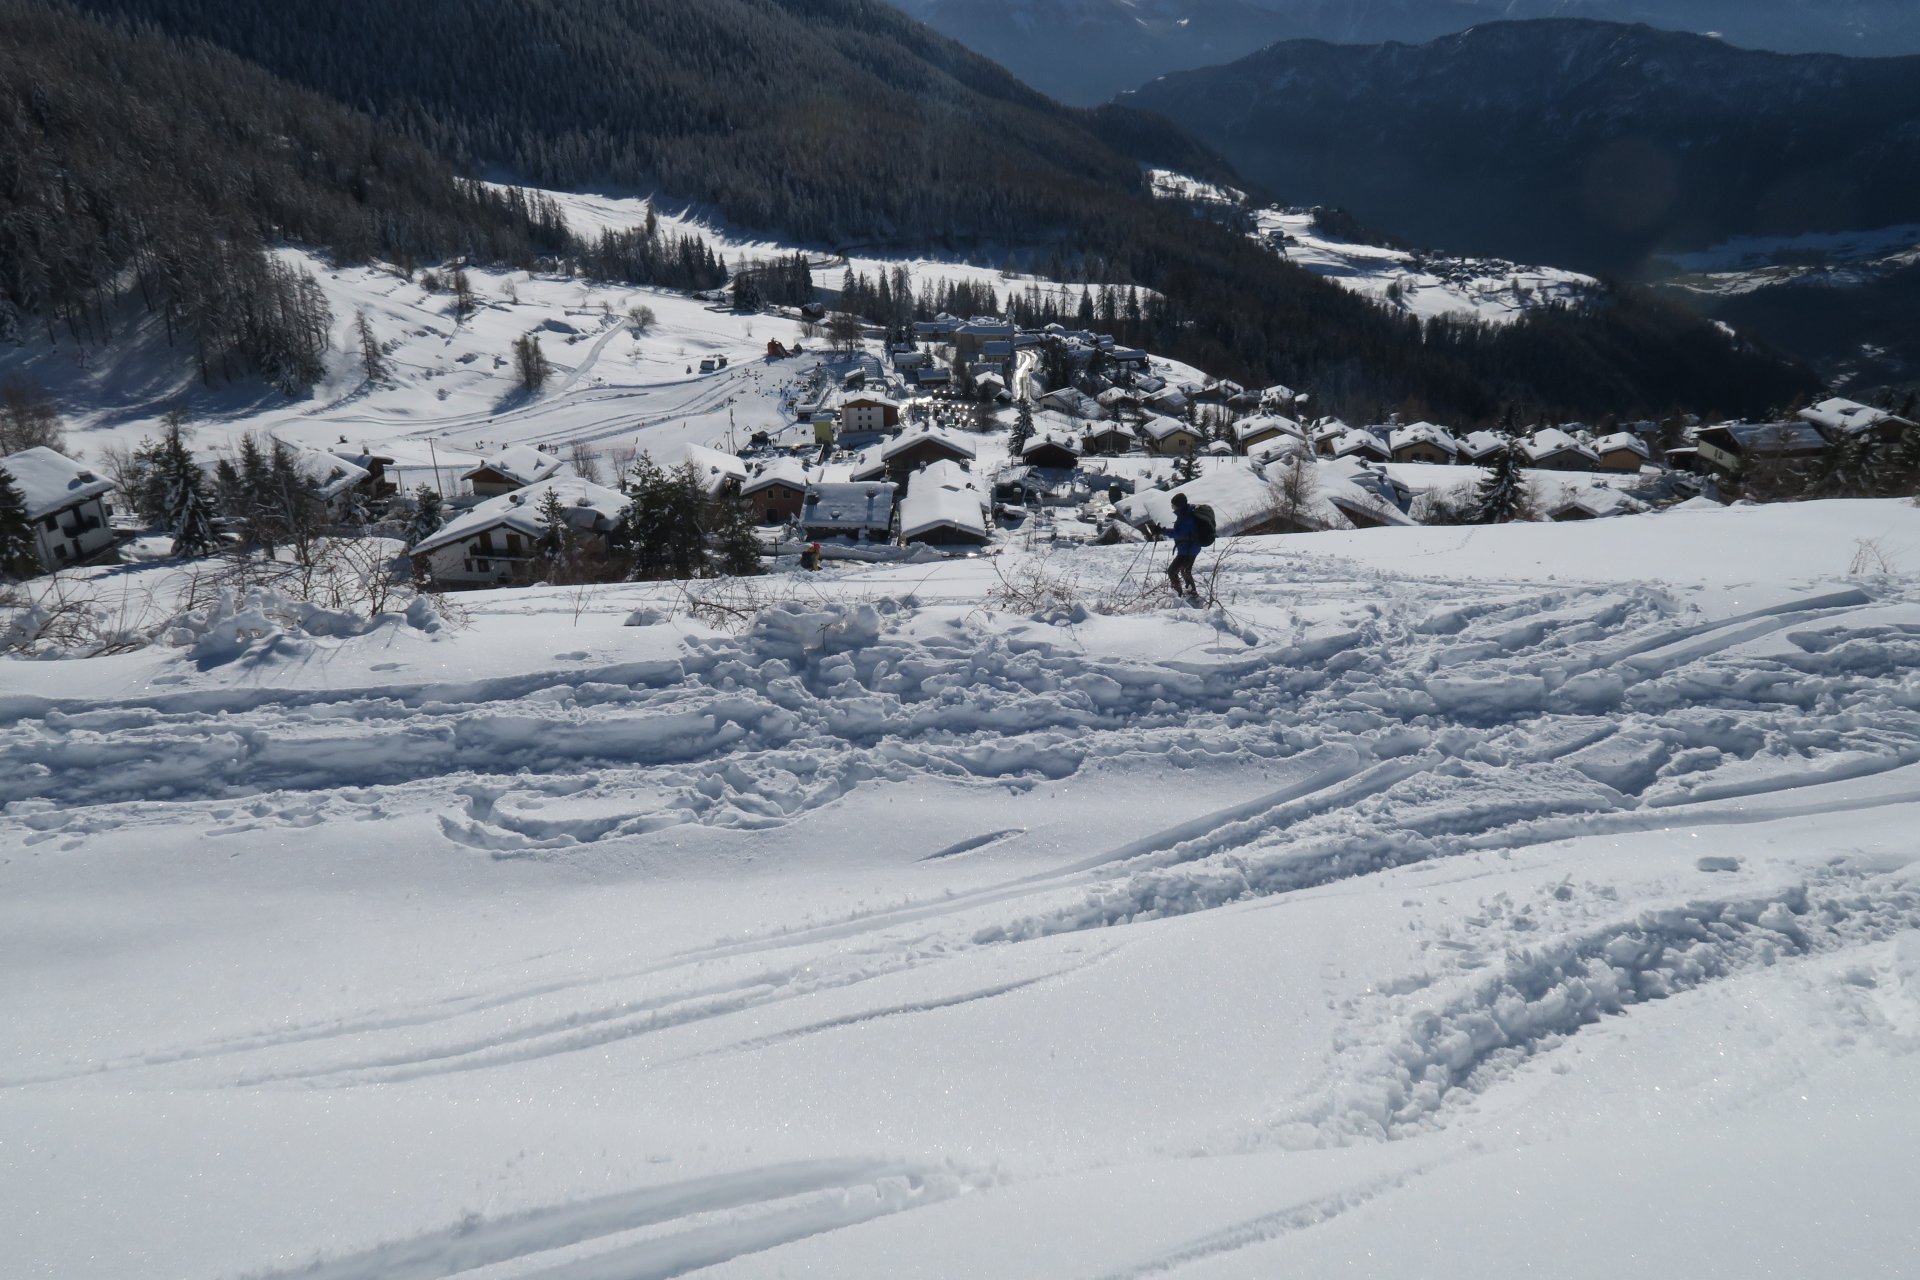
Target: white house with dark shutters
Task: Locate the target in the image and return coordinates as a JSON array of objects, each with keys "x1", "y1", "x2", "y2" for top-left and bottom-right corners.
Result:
[{"x1": 3, "y1": 446, "x2": 122, "y2": 572}]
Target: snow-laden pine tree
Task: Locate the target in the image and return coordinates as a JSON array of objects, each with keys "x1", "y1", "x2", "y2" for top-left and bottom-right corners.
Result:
[
  {"x1": 406, "y1": 486, "x2": 445, "y2": 549},
  {"x1": 1470, "y1": 442, "x2": 1529, "y2": 524},
  {"x1": 534, "y1": 488, "x2": 576, "y2": 577},
  {"x1": 0, "y1": 465, "x2": 40, "y2": 581},
  {"x1": 1009, "y1": 400, "x2": 1034, "y2": 458},
  {"x1": 1172, "y1": 446, "x2": 1201, "y2": 485},
  {"x1": 153, "y1": 420, "x2": 220, "y2": 558}
]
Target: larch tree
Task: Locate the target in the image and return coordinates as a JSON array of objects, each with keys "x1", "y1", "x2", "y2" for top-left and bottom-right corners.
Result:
[
  {"x1": 513, "y1": 334, "x2": 552, "y2": 392},
  {"x1": 356, "y1": 310, "x2": 387, "y2": 383}
]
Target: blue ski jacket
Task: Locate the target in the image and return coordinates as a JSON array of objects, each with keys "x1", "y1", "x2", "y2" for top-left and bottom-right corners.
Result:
[{"x1": 1170, "y1": 508, "x2": 1201, "y2": 554}]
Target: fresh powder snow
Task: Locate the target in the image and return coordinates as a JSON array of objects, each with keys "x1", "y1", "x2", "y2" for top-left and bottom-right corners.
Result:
[{"x1": 6, "y1": 498, "x2": 1920, "y2": 1277}]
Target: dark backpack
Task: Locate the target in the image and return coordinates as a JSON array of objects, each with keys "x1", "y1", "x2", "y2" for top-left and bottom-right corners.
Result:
[{"x1": 1191, "y1": 503, "x2": 1217, "y2": 547}]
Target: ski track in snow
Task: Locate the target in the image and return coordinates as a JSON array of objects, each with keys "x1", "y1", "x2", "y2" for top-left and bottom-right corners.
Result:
[{"x1": 8, "y1": 545, "x2": 1920, "y2": 1276}]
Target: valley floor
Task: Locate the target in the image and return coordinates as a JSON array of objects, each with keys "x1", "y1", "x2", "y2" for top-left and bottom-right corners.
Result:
[{"x1": 6, "y1": 500, "x2": 1920, "y2": 1277}]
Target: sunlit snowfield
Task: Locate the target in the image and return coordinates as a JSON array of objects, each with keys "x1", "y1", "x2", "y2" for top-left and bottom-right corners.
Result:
[{"x1": 7, "y1": 500, "x2": 1920, "y2": 1278}]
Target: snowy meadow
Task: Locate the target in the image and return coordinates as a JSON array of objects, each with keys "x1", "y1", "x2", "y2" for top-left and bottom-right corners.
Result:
[{"x1": 6, "y1": 499, "x2": 1920, "y2": 1278}]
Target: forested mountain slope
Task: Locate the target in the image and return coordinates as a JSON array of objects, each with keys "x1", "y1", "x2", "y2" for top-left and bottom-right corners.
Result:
[
  {"x1": 1126, "y1": 20, "x2": 1920, "y2": 276},
  {"x1": 24, "y1": 0, "x2": 1819, "y2": 420}
]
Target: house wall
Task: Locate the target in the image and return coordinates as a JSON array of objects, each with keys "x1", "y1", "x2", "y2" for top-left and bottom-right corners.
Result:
[
  {"x1": 843, "y1": 402, "x2": 898, "y2": 434},
  {"x1": 903, "y1": 521, "x2": 989, "y2": 546},
  {"x1": 1531, "y1": 450, "x2": 1596, "y2": 472},
  {"x1": 1691, "y1": 438, "x2": 1742, "y2": 475},
  {"x1": 467, "y1": 468, "x2": 524, "y2": 497},
  {"x1": 801, "y1": 519, "x2": 891, "y2": 542},
  {"x1": 30, "y1": 495, "x2": 117, "y2": 571},
  {"x1": 1392, "y1": 443, "x2": 1453, "y2": 465},
  {"x1": 1023, "y1": 445, "x2": 1079, "y2": 470},
  {"x1": 1145, "y1": 429, "x2": 1202, "y2": 457},
  {"x1": 1595, "y1": 449, "x2": 1645, "y2": 472},
  {"x1": 747, "y1": 483, "x2": 806, "y2": 525},
  {"x1": 425, "y1": 525, "x2": 611, "y2": 585}
]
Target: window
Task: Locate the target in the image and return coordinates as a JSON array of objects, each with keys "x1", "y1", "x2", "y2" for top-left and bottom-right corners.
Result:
[{"x1": 43, "y1": 514, "x2": 57, "y2": 531}]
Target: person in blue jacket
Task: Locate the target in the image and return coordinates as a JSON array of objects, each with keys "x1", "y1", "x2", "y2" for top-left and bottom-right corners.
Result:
[{"x1": 1166, "y1": 492, "x2": 1201, "y2": 599}]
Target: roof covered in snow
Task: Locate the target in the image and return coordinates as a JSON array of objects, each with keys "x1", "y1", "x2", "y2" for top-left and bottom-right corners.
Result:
[
  {"x1": 1798, "y1": 397, "x2": 1915, "y2": 437},
  {"x1": 882, "y1": 424, "x2": 976, "y2": 462},
  {"x1": 1, "y1": 446, "x2": 114, "y2": 519},
  {"x1": 1389, "y1": 422, "x2": 1458, "y2": 456},
  {"x1": 670, "y1": 443, "x2": 750, "y2": 496},
  {"x1": 1234, "y1": 414, "x2": 1303, "y2": 444},
  {"x1": 741, "y1": 457, "x2": 811, "y2": 495},
  {"x1": 1021, "y1": 430, "x2": 1082, "y2": 461},
  {"x1": 463, "y1": 444, "x2": 564, "y2": 487},
  {"x1": 1139, "y1": 414, "x2": 1196, "y2": 442},
  {"x1": 845, "y1": 444, "x2": 889, "y2": 482},
  {"x1": 1331, "y1": 428, "x2": 1389, "y2": 459},
  {"x1": 1593, "y1": 432, "x2": 1652, "y2": 459},
  {"x1": 1457, "y1": 430, "x2": 1508, "y2": 460},
  {"x1": 801, "y1": 482, "x2": 897, "y2": 532},
  {"x1": 1117, "y1": 462, "x2": 1277, "y2": 538},
  {"x1": 285, "y1": 447, "x2": 372, "y2": 501},
  {"x1": 1520, "y1": 428, "x2": 1598, "y2": 463},
  {"x1": 898, "y1": 460, "x2": 989, "y2": 541},
  {"x1": 1544, "y1": 480, "x2": 1649, "y2": 520},
  {"x1": 413, "y1": 478, "x2": 630, "y2": 556}
]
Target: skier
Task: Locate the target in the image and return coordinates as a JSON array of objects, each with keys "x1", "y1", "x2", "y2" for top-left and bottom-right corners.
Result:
[{"x1": 1166, "y1": 492, "x2": 1203, "y2": 600}]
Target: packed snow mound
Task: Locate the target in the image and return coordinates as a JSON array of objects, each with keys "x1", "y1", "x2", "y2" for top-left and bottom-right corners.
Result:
[{"x1": 166, "y1": 585, "x2": 449, "y2": 665}]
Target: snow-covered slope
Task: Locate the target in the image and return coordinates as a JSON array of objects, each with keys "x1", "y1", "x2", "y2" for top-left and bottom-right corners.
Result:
[
  {"x1": 6, "y1": 186, "x2": 1125, "y2": 492},
  {"x1": 1150, "y1": 170, "x2": 1597, "y2": 324},
  {"x1": 6, "y1": 499, "x2": 1920, "y2": 1276}
]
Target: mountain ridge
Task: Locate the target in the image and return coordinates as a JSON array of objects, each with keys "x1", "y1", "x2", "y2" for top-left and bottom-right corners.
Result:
[
  {"x1": 1124, "y1": 19, "x2": 1920, "y2": 276},
  {"x1": 895, "y1": 0, "x2": 1920, "y2": 104}
]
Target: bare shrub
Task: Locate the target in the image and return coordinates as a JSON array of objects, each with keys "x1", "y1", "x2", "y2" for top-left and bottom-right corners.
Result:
[
  {"x1": 1849, "y1": 537, "x2": 1897, "y2": 575},
  {"x1": 1266, "y1": 452, "x2": 1319, "y2": 531},
  {"x1": 568, "y1": 441, "x2": 604, "y2": 485}
]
